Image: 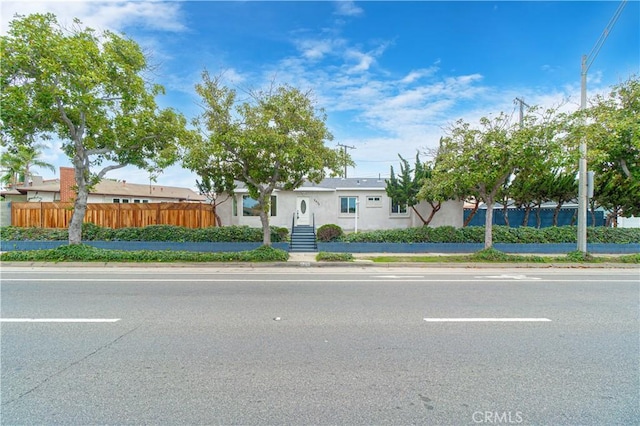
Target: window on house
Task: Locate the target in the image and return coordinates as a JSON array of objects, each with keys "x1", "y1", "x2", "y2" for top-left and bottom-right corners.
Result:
[
  {"x1": 242, "y1": 195, "x2": 277, "y2": 216},
  {"x1": 390, "y1": 199, "x2": 408, "y2": 215},
  {"x1": 340, "y1": 196, "x2": 358, "y2": 214},
  {"x1": 113, "y1": 198, "x2": 120, "y2": 203},
  {"x1": 366, "y1": 196, "x2": 382, "y2": 208},
  {"x1": 142, "y1": 200, "x2": 149, "y2": 203},
  {"x1": 134, "y1": 199, "x2": 141, "y2": 203},
  {"x1": 121, "y1": 199, "x2": 130, "y2": 203}
]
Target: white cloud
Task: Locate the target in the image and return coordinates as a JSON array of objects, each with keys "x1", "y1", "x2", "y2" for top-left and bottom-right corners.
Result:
[
  {"x1": 334, "y1": 1, "x2": 363, "y2": 17},
  {"x1": 400, "y1": 67, "x2": 438, "y2": 84},
  {"x1": 1, "y1": 1, "x2": 186, "y2": 35}
]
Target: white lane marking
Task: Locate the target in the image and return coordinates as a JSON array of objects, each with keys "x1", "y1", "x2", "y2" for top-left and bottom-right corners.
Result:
[
  {"x1": 374, "y1": 275, "x2": 424, "y2": 279},
  {"x1": 477, "y1": 274, "x2": 542, "y2": 280},
  {"x1": 424, "y1": 318, "x2": 552, "y2": 322},
  {"x1": 0, "y1": 318, "x2": 121, "y2": 323}
]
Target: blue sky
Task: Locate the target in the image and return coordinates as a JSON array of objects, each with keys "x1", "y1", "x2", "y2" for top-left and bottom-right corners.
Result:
[{"x1": 2, "y1": 1, "x2": 638, "y2": 189}]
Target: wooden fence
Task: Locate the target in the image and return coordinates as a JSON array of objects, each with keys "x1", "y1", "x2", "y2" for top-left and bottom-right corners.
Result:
[{"x1": 10, "y1": 202, "x2": 216, "y2": 229}]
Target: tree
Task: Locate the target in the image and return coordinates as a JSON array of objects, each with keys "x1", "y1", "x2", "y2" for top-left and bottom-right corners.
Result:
[
  {"x1": 194, "y1": 176, "x2": 234, "y2": 227},
  {"x1": 386, "y1": 153, "x2": 438, "y2": 225},
  {"x1": 583, "y1": 76, "x2": 640, "y2": 222},
  {"x1": 1, "y1": 14, "x2": 192, "y2": 244},
  {"x1": 181, "y1": 71, "x2": 348, "y2": 246},
  {"x1": 430, "y1": 109, "x2": 559, "y2": 248},
  {"x1": 1, "y1": 142, "x2": 55, "y2": 187}
]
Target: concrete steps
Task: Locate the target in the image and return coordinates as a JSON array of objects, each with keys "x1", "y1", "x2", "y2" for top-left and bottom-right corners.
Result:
[{"x1": 290, "y1": 225, "x2": 317, "y2": 252}]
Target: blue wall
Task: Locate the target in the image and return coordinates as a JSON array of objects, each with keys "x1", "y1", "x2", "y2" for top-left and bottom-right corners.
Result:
[{"x1": 464, "y1": 208, "x2": 605, "y2": 228}]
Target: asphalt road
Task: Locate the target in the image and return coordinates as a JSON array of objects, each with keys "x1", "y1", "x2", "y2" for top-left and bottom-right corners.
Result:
[{"x1": 1, "y1": 266, "x2": 638, "y2": 425}]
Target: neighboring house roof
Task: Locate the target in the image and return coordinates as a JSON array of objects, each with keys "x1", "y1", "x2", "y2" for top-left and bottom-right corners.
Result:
[
  {"x1": 90, "y1": 179, "x2": 205, "y2": 201},
  {"x1": 8, "y1": 176, "x2": 205, "y2": 202}
]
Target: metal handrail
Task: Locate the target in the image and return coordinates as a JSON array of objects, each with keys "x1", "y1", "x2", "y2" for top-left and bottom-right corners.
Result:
[
  {"x1": 291, "y1": 212, "x2": 296, "y2": 233},
  {"x1": 312, "y1": 213, "x2": 317, "y2": 250}
]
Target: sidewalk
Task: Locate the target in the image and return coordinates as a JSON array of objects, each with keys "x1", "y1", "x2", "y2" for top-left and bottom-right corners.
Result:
[{"x1": 286, "y1": 251, "x2": 639, "y2": 268}]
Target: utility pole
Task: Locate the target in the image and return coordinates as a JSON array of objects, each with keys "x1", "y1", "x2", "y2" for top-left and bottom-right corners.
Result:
[
  {"x1": 514, "y1": 97, "x2": 530, "y2": 127},
  {"x1": 336, "y1": 143, "x2": 356, "y2": 178},
  {"x1": 577, "y1": 0, "x2": 627, "y2": 254}
]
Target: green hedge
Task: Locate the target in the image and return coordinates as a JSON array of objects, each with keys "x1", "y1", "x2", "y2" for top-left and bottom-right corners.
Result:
[
  {"x1": 341, "y1": 225, "x2": 640, "y2": 244},
  {"x1": 0, "y1": 244, "x2": 289, "y2": 263},
  {"x1": 0, "y1": 224, "x2": 289, "y2": 243},
  {"x1": 1, "y1": 224, "x2": 638, "y2": 244}
]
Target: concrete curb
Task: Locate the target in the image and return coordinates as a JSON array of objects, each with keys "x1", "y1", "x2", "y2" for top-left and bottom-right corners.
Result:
[{"x1": 1, "y1": 260, "x2": 637, "y2": 269}]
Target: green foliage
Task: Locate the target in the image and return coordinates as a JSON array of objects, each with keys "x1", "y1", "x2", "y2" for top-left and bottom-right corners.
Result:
[
  {"x1": 2, "y1": 224, "x2": 638, "y2": 245},
  {"x1": 316, "y1": 252, "x2": 354, "y2": 262},
  {"x1": 618, "y1": 253, "x2": 640, "y2": 263},
  {"x1": 470, "y1": 248, "x2": 511, "y2": 262},
  {"x1": 181, "y1": 71, "x2": 348, "y2": 246},
  {"x1": 1, "y1": 13, "x2": 193, "y2": 244},
  {"x1": 271, "y1": 227, "x2": 290, "y2": 243},
  {"x1": 565, "y1": 250, "x2": 596, "y2": 262},
  {"x1": 338, "y1": 225, "x2": 640, "y2": 244},
  {"x1": 1, "y1": 225, "x2": 288, "y2": 242},
  {"x1": 317, "y1": 224, "x2": 344, "y2": 242},
  {"x1": 583, "y1": 76, "x2": 640, "y2": 218},
  {"x1": 0, "y1": 244, "x2": 289, "y2": 263}
]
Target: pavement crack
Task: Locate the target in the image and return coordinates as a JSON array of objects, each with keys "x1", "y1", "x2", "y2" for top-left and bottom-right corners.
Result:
[{"x1": 2, "y1": 322, "x2": 143, "y2": 407}]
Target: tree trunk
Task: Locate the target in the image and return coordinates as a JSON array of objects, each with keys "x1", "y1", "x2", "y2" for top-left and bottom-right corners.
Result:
[
  {"x1": 553, "y1": 203, "x2": 563, "y2": 227},
  {"x1": 535, "y1": 204, "x2": 542, "y2": 228},
  {"x1": 411, "y1": 205, "x2": 429, "y2": 225},
  {"x1": 68, "y1": 165, "x2": 89, "y2": 245},
  {"x1": 259, "y1": 210, "x2": 271, "y2": 246},
  {"x1": 67, "y1": 140, "x2": 92, "y2": 245},
  {"x1": 502, "y1": 201, "x2": 510, "y2": 227},
  {"x1": 522, "y1": 206, "x2": 531, "y2": 227},
  {"x1": 484, "y1": 199, "x2": 494, "y2": 249},
  {"x1": 416, "y1": 202, "x2": 441, "y2": 226},
  {"x1": 464, "y1": 200, "x2": 480, "y2": 227}
]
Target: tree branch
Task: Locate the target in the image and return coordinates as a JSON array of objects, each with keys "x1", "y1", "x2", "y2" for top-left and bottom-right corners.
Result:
[{"x1": 97, "y1": 163, "x2": 127, "y2": 180}]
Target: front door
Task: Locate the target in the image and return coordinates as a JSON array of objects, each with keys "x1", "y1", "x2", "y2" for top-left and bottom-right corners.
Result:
[{"x1": 296, "y1": 197, "x2": 310, "y2": 225}]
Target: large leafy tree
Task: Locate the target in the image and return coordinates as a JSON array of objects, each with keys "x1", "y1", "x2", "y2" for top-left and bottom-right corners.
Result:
[
  {"x1": 1, "y1": 14, "x2": 192, "y2": 244},
  {"x1": 430, "y1": 109, "x2": 559, "y2": 248},
  {"x1": 182, "y1": 71, "x2": 348, "y2": 246},
  {"x1": 584, "y1": 76, "x2": 640, "y2": 221}
]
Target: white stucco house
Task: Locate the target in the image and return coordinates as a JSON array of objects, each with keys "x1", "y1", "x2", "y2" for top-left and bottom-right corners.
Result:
[{"x1": 216, "y1": 177, "x2": 463, "y2": 231}]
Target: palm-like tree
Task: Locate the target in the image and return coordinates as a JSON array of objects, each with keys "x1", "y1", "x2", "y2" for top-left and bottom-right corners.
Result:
[{"x1": 1, "y1": 143, "x2": 55, "y2": 187}]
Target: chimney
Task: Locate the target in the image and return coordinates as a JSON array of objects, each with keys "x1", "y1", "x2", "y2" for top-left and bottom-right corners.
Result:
[
  {"x1": 59, "y1": 167, "x2": 76, "y2": 202},
  {"x1": 122, "y1": 180, "x2": 126, "y2": 186}
]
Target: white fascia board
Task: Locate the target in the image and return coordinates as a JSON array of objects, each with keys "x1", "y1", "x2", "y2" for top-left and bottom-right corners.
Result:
[
  {"x1": 293, "y1": 187, "x2": 335, "y2": 192},
  {"x1": 335, "y1": 187, "x2": 386, "y2": 191}
]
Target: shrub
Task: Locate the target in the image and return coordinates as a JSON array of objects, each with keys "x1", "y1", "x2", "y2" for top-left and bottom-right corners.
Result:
[
  {"x1": 2, "y1": 224, "x2": 639, "y2": 244},
  {"x1": 316, "y1": 252, "x2": 353, "y2": 261},
  {"x1": 0, "y1": 244, "x2": 289, "y2": 263},
  {"x1": 470, "y1": 248, "x2": 511, "y2": 262},
  {"x1": 317, "y1": 224, "x2": 344, "y2": 242},
  {"x1": 270, "y1": 226, "x2": 289, "y2": 242}
]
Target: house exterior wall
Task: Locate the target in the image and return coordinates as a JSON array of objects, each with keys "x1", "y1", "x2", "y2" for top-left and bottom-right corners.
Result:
[
  {"x1": 25, "y1": 190, "x2": 57, "y2": 202},
  {"x1": 218, "y1": 188, "x2": 464, "y2": 231},
  {"x1": 23, "y1": 191, "x2": 195, "y2": 204}
]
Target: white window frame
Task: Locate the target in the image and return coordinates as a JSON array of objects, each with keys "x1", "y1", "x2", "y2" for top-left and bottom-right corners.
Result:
[
  {"x1": 339, "y1": 196, "x2": 358, "y2": 215},
  {"x1": 390, "y1": 199, "x2": 408, "y2": 216},
  {"x1": 366, "y1": 196, "x2": 382, "y2": 208}
]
